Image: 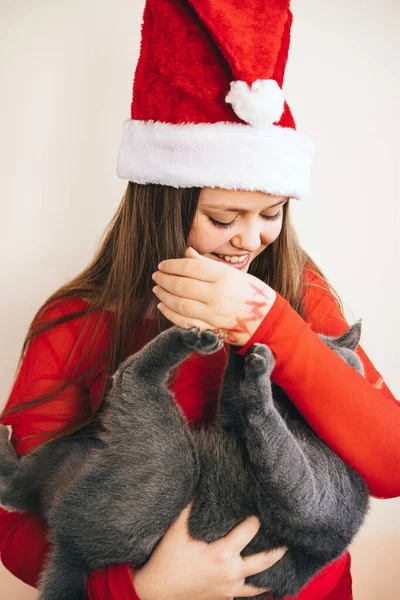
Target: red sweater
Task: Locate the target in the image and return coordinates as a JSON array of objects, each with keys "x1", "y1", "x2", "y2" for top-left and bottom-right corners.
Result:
[{"x1": 1, "y1": 269, "x2": 399, "y2": 600}]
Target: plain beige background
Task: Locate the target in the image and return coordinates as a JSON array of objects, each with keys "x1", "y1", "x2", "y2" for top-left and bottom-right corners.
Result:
[{"x1": 1, "y1": 0, "x2": 399, "y2": 597}]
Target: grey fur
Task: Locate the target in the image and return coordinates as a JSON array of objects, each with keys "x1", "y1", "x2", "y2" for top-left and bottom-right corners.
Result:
[{"x1": 0, "y1": 321, "x2": 369, "y2": 600}]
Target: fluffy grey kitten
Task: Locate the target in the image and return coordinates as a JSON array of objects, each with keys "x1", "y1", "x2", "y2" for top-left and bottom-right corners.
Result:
[{"x1": 0, "y1": 321, "x2": 369, "y2": 600}]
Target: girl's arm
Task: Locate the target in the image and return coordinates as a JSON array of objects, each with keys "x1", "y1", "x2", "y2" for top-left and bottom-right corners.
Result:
[
  {"x1": 235, "y1": 271, "x2": 400, "y2": 499},
  {"x1": 0, "y1": 299, "x2": 141, "y2": 599}
]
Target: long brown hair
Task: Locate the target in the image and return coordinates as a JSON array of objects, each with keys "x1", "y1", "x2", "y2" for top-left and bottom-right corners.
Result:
[{"x1": 0, "y1": 182, "x2": 343, "y2": 449}]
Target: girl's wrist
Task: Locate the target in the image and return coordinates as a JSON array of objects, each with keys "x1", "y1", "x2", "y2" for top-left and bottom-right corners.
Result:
[{"x1": 227, "y1": 288, "x2": 277, "y2": 347}]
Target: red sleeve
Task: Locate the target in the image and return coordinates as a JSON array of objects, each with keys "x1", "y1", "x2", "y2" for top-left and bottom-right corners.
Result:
[
  {"x1": 236, "y1": 273, "x2": 400, "y2": 499},
  {"x1": 0, "y1": 299, "x2": 142, "y2": 599}
]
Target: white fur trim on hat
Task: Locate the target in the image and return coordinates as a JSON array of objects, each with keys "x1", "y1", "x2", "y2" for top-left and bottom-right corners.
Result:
[{"x1": 116, "y1": 119, "x2": 316, "y2": 199}]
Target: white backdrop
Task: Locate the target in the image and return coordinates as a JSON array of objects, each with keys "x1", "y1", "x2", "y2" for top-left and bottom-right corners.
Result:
[{"x1": 0, "y1": 0, "x2": 399, "y2": 597}]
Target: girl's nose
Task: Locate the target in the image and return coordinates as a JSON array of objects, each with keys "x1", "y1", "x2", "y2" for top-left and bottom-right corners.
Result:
[{"x1": 230, "y1": 225, "x2": 263, "y2": 253}]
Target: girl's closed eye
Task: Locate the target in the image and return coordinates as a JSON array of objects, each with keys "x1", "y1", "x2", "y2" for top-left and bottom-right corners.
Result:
[{"x1": 207, "y1": 211, "x2": 283, "y2": 229}]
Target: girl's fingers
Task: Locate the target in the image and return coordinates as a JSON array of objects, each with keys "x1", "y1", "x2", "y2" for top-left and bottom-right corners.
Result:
[
  {"x1": 213, "y1": 516, "x2": 261, "y2": 555},
  {"x1": 236, "y1": 547, "x2": 287, "y2": 598},
  {"x1": 152, "y1": 271, "x2": 211, "y2": 304},
  {"x1": 158, "y1": 257, "x2": 220, "y2": 282},
  {"x1": 240, "y1": 547, "x2": 287, "y2": 579},
  {"x1": 156, "y1": 303, "x2": 214, "y2": 333},
  {"x1": 154, "y1": 287, "x2": 211, "y2": 324}
]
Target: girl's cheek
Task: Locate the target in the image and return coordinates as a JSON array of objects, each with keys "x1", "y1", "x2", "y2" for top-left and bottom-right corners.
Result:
[
  {"x1": 266, "y1": 223, "x2": 282, "y2": 244},
  {"x1": 187, "y1": 219, "x2": 229, "y2": 255}
]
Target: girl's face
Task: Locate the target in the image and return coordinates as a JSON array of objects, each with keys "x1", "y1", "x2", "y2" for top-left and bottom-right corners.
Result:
[{"x1": 187, "y1": 187, "x2": 288, "y2": 272}]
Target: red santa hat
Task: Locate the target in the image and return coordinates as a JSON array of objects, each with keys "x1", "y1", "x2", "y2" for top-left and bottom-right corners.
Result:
[{"x1": 116, "y1": 0, "x2": 315, "y2": 200}]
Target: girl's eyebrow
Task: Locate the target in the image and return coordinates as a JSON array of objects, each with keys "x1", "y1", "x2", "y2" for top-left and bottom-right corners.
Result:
[{"x1": 202, "y1": 198, "x2": 288, "y2": 212}]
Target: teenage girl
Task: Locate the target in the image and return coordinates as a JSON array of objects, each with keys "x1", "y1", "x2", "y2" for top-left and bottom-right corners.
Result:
[{"x1": 1, "y1": 1, "x2": 399, "y2": 599}]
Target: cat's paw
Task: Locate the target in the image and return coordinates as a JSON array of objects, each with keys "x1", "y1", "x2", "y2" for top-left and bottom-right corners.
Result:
[
  {"x1": 244, "y1": 343, "x2": 275, "y2": 376},
  {"x1": 0, "y1": 425, "x2": 9, "y2": 443},
  {"x1": 179, "y1": 327, "x2": 222, "y2": 354}
]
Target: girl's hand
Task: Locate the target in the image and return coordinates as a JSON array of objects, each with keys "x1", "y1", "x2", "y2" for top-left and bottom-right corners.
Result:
[
  {"x1": 131, "y1": 502, "x2": 287, "y2": 600},
  {"x1": 151, "y1": 247, "x2": 276, "y2": 346}
]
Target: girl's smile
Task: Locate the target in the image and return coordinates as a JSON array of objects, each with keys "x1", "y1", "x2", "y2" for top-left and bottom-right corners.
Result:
[{"x1": 208, "y1": 252, "x2": 252, "y2": 269}]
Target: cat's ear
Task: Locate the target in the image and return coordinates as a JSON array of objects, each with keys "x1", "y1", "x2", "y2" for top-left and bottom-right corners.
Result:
[{"x1": 332, "y1": 319, "x2": 362, "y2": 351}]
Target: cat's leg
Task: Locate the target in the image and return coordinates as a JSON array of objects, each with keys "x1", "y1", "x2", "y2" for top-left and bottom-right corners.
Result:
[
  {"x1": 118, "y1": 326, "x2": 222, "y2": 385},
  {"x1": 80, "y1": 328, "x2": 224, "y2": 564},
  {"x1": 238, "y1": 345, "x2": 325, "y2": 598},
  {"x1": 103, "y1": 325, "x2": 224, "y2": 458},
  {"x1": 215, "y1": 347, "x2": 245, "y2": 437},
  {"x1": 237, "y1": 342, "x2": 369, "y2": 600},
  {"x1": 240, "y1": 343, "x2": 317, "y2": 519},
  {"x1": 107, "y1": 326, "x2": 223, "y2": 434}
]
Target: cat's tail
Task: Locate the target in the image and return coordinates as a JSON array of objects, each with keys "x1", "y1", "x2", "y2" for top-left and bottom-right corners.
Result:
[
  {"x1": 0, "y1": 425, "x2": 21, "y2": 504},
  {"x1": 0, "y1": 424, "x2": 39, "y2": 513},
  {"x1": 0, "y1": 425, "x2": 19, "y2": 474},
  {"x1": 38, "y1": 544, "x2": 88, "y2": 600}
]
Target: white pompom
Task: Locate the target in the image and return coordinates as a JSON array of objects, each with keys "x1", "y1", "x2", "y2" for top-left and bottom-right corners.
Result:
[{"x1": 225, "y1": 79, "x2": 285, "y2": 127}]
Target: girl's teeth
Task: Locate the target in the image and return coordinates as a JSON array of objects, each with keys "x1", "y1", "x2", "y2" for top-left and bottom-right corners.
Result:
[{"x1": 217, "y1": 254, "x2": 246, "y2": 264}]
